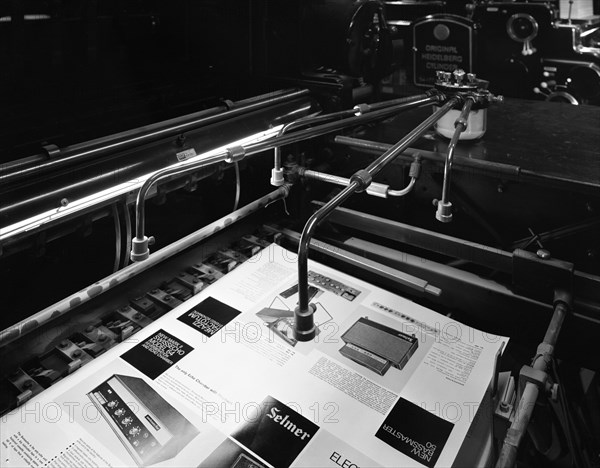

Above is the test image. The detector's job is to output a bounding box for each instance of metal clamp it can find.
[225,145,246,163]
[536,342,554,357]
[512,249,574,302]
[435,200,453,223]
[503,427,522,448]
[518,365,548,401]
[349,169,373,192]
[42,143,61,159]
[130,235,155,263]
[221,99,235,110]
[353,103,371,116]
[408,155,422,179]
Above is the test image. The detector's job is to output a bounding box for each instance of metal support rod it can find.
[301,168,415,198]
[333,135,522,178]
[132,94,442,262]
[294,98,458,341]
[368,94,434,111]
[495,297,569,468]
[130,150,230,262]
[302,169,366,191]
[314,202,600,312]
[541,301,567,348]
[0,186,291,347]
[436,97,473,223]
[296,182,360,341]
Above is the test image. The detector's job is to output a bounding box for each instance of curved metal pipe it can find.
[233,162,241,211]
[387,178,416,197]
[294,97,459,341]
[111,203,122,273]
[131,150,230,261]
[135,152,229,239]
[296,182,360,340]
[436,97,473,223]
[131,93,442,262]
[122,201,132,269]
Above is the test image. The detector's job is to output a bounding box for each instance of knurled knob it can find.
[453,69,465,85]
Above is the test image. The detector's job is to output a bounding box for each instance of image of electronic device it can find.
[340,317,419,375]
[87,374,198,466]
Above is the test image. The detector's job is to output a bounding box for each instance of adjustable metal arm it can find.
[130,148,234,262]
[435,97,473,223]
[294,97,459,341]
[300,164,419,198]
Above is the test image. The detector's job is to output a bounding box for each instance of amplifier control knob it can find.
[107,400,118,409]
[121,417,133,426]
[114,408,125,417]
[129,426,141,436]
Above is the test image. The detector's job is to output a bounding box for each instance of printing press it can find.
[1,1,599,467]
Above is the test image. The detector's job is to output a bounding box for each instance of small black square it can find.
[178,296,241,337]
[232,396,319,468]
[375,398,454,467]
[121,329,193,379]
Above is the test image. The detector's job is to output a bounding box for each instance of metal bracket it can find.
[221,99,235,110]
[512,248,573,302]
[518,365,548,402]
[42,143,61,159]
[353,103,371,115]
[225,145,246,163]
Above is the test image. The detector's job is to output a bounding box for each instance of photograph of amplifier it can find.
[88,374,198,466]
[231,453,267,468]
[339,317,419,376]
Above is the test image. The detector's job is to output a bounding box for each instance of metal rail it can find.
[333,135,522,178]
[0,89,311,184]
